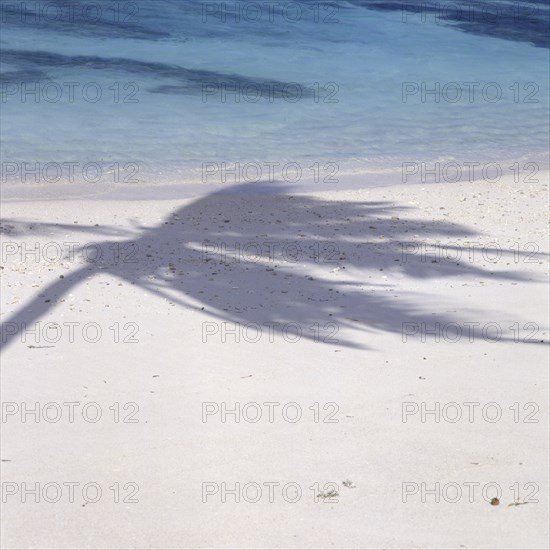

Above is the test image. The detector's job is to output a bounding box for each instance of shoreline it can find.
[2,152,548,202]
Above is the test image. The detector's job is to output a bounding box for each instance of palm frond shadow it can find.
[1,183,546,351]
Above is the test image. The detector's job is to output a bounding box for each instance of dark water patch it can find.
[150,81,314,98]
[1,49,315,98]
[347,0,550,48]
[0,68,50,84]
[1,1,170,41]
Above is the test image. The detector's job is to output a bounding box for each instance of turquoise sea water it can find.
[1,0,549,190]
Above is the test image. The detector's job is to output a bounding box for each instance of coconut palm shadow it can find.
[0,183,546,351]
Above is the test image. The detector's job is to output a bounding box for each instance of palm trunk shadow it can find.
[1,264,96,351]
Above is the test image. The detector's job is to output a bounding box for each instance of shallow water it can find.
[1,0,549,192]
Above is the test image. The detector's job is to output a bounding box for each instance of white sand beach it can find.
[1,173,549,549]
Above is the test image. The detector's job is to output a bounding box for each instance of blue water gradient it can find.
[1,0,549,188]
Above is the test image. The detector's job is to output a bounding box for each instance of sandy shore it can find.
[1,173,549,549]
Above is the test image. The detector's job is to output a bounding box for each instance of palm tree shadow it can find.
[1,183,546,351]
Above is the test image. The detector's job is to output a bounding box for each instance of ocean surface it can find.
[1,0,549,193]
